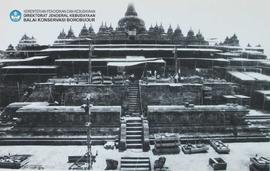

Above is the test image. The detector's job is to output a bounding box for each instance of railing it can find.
[119,119,127,151]
[138,80,144,116]
[142,119,150,152]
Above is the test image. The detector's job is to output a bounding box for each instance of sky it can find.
[0,0,270,57]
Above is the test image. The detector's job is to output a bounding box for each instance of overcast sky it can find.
[1,0,270,57]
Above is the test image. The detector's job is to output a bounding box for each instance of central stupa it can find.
[118,4,146,34]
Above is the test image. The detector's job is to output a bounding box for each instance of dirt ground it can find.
[0,142,269,171]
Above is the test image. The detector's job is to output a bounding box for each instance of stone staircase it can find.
[126,117,143,149]
[119,116,150,151]
[119,81,150,151]
[127,82,141,116]
[120,157,151,171]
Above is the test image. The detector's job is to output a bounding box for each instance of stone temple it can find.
[0,3,269,164]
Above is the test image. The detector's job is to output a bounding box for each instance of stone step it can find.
[128,107,139,110]
[128,90,138,92]
[128,91,138,93]
[128,107,139,109]
[128,106,139,108]
[128,111,140,114]
[126,134,142,139]
[128,87,139,89]
[126,141,142,145]
[125,117,141,121]
[121,169,149,171]
[128,92,138,94]
[127,137,142,143]
[126,119,142,122]
[128,108,139,110]
[127,111,141,117]
[128,98,138,100]
[126,128,142,132]
[128,92,138,97]
[121,160,149,164]
[126,127,142,134]
[128,97,138,100]
[128,101,138,103]
[131,112,141,115]
[126,143,142,148]
[126,123,142,127]
[128,103,138,105]
[129,82,139,85]
[128,110,140,113]
[128,106,139,109]
[128,106,140,110]
[126,120,141,122]
[121,157,150,161]
[128,112,140,115]
[121,157,150,170]
[126,126,142,130]
[121,163,150,168]
[128,89,138,92]
[128,103,138,106]
[128,100,138,102]
[126,130,142,135]
[128,85,138,87]
[128,104,139,106]
[128,96,138,99]
[128,92,138,95]
[128,110,140,112]
[128,85,139,87]
[128,97,138,99]
[129,113,140,116]
[128,99,138,102]
[126,124,142,128]
[126,122,142,126]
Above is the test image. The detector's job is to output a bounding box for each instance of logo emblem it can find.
[10,10,22,22]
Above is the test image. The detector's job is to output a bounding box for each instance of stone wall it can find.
[27,82,203,114]
[17,111,120,127]
[203,82,236,104]
[58,84,128,107]
[0,82,29,107]
[25,82,237,114]
[13,105,121,136]
[140,83,202,112]
[27,83,128,109]
[147,105,249,134]
[27,83,53,102]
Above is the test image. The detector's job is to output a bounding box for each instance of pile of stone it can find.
[153,133,180,155]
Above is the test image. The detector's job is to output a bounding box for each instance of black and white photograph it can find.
[0,0,269,170]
